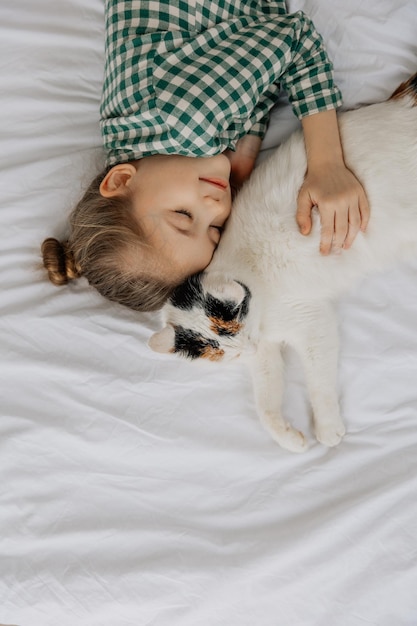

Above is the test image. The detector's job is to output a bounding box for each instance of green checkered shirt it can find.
[101,0,342,166]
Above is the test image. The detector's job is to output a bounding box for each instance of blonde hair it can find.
[41,168,175,311]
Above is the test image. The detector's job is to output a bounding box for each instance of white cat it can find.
[149,74,417,453]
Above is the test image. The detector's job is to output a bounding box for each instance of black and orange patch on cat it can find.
[204,294,240,323]
[172,325,222,360]
[200,345,225,361]
[209,316,242,336]
[168,273,252,358]
[204,281,251,325]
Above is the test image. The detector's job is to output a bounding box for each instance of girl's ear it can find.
[99,163,138,198]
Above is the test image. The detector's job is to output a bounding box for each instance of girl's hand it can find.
[298,109,370,255]
[296,163,370,255]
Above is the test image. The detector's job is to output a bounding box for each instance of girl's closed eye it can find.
[172,209,193,233]
[175,209,193,218]
[175,210,223,233]
[172,209,223,244]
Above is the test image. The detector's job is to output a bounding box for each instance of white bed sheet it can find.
[1,1,417,625]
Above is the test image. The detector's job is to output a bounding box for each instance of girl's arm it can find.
[225,134,262,196]
[297,109,370,255]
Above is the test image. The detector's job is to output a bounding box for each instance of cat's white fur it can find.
[149,77,417,453]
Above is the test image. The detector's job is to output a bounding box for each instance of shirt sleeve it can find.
[276,11,342,119]
[241,10,342,139]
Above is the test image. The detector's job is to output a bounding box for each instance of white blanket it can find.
[1,1,417,624]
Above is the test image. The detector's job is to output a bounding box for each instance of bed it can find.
[1,1,417,624]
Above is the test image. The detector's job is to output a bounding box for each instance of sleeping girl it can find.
[42,0,368,311]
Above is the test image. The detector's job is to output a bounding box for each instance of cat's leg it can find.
[292,304,346,447]
[249,340,308,453]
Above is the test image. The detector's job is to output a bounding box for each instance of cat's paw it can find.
[260,411,308,453]
[315,419,346,448]
[273,424,309,454]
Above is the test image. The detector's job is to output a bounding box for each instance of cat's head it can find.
[148,272,253,362]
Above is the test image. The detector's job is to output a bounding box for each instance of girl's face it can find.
[127,154,232,279]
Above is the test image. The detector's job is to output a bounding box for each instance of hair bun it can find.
[41,237,81,286]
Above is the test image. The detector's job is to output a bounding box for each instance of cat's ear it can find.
[202,274,247,307]
[148,325,175,353]
[201,273,251,324]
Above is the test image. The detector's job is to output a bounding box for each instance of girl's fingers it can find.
[343,212,361,249]
[359,190,370,232]
[319,207,336,255]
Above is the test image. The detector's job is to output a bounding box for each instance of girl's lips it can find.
[200,177,229,190]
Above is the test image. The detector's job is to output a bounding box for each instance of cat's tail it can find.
[389,71,417,105]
